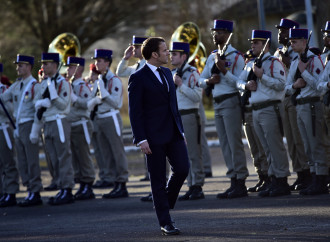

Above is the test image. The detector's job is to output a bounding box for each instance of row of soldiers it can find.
[1,17,330,208]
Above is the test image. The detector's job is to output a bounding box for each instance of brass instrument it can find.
[48,33,81,68]
[170,22,206,73]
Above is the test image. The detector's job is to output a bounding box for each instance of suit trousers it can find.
[147,134,189,227]
[243,111,268,175]
[322,104,330,167]
[282,96,309,172]
[96,114,128,183]
[296,102,328,175]
[71,121,95,184]
[15,121,42,192]
[181,113,204,187]
[253,104,290,178]
[214,96,248,180]
[0,125,19,194]
[44,118,75,189]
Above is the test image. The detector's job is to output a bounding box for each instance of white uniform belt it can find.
[71,118,88,126]
[96,110,119,119]
[18,118,34,124]
[97,110,121,136]
[44,114,66,122]
[71,117,91,144]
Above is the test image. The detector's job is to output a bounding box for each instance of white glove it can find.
[35,98,51,109]
[29,121,42,144]
[87,96,102,111]
[98,80,110,99]
[47,79,59,100]
[71,90,78,103]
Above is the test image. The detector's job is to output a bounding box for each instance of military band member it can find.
[116,35,148,77]
[0,63,20,207]
[36,52,75,205]
[66,57,96,200]
[90,49,129,198]
[238,30,291,197]
[274,19,310,191]
[170,42,205,200]
[199,19,248,199]
[0,55,43,206]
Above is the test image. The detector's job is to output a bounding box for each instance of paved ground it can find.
[1,146,330,241]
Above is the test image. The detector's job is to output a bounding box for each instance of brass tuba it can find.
[48,32,81,65]
[170,22,206,73]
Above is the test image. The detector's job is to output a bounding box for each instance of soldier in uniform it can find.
[237,30,291,197]
[66,57,96,200]
[274,19,311,191]
[35,52,75,205]
[170,42,204,200]
[285,28,328,196]
[199,19,249,199]
[0,63,20,207]
[89,49,129,198]
[0,55,43,206]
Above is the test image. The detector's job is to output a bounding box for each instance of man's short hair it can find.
[141,37,165,60]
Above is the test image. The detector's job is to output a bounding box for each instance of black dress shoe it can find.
[50,189,74,205]
[161,224,180,235]
[102,182,128,199]
[140,175,150,181]
[92,180,114,188]
[18,192,42,207]
[140,193,153,202]
[44,184,58,191]
[0,194,17,207]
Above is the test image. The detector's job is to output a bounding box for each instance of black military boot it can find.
[294,169,312,191]
[269,177,291,197]
[248,173,266,192]
[217,177,236,199]
[74,183,85,199]
[51,189,74,205]
[300,175,329,195]
[227,179,248,198]
[258,176,276,197]
[189,186,205,200]
[0,194,17,207]
[290,171,303,191]
[178,186,194,201]
[18,192,43,207]
[300,173,316,195]
[75,183,95,200]
[102,182,129,199]
[0,193,7,203]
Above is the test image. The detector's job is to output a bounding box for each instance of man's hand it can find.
[252,64,264,79]
[206,74,221,85]
[140,141,152,155]
[279,52,291,68]
[215,53,227,75]
[173,74,183,87]
[246,80,257,91]
[298,59,309,73]
[123,45,134,60]
[293,78,307,89]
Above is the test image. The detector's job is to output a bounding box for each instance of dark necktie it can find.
[157,67,168,92]
[20,82,23,90]
[135,61,140,71]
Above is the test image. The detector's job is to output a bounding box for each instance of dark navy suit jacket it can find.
[128,64,184,145]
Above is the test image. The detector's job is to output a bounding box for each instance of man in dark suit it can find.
[128,37,190,235]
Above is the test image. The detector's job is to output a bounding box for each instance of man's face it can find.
[278,28,289,45]
[155,42,169,65]
[66,65,76,79]
[16,63,31,78]
[95,58,108,73]
[212,30,229,45]
[251,40,264,56]
[133,45,142,58]
[290,39,306,53]
[170,52,185,66]
[323,32,330,48]
[41,62,57,76]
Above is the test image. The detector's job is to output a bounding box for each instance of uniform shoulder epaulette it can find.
[211,49,217,54]
[187,66,197,72]
[277,46,283,50]
[171,68,177,72]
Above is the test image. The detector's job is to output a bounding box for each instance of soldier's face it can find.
[66,65,76,79]
[278,28,289,45]
[212,30,228,45]
[16,63,31,78]
[42,62,57,76]
[290,39,306,53]
[95,58,108,73]
[170,52,184,66]
[251,40,263,56]
[133,45,142,58]
[323,32,330,48]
